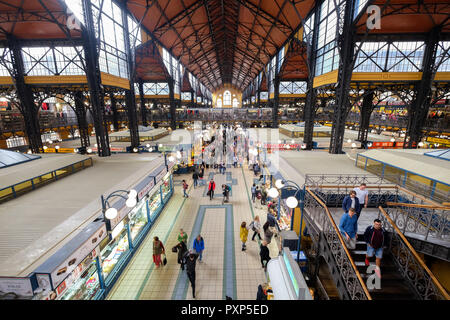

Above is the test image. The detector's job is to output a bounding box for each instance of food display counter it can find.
[266,247,312,300]
[99,220,131,285]
[57,250,102,300]
[128,200,149,245]
[148,187,162,221]
[161,172,172,202]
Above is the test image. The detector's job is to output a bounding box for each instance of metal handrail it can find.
[378,206,450,300]
[305,187,372,300]
[386,202,450,210]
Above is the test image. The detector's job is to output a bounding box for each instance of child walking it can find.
[240,221,249,251]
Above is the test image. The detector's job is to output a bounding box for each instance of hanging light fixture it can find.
[105,207,118,220]
[286,196,298,209]
[268,187,279,198]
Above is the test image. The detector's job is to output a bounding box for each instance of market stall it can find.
[266,247,312,300]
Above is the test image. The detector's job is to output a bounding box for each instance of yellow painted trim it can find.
[174,94,180,100]
[351,72,422,82]
[24,75,87,85]
[144,95,169,99]
[0,76,13,85]
[100,72,130,89]
[269,93,274,99]
[279,93,306,98]
[435,72,450,81]
[313,70,339,88]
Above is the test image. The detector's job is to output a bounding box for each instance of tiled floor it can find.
[107,164,279,300]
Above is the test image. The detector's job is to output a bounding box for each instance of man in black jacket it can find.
[183,252,199,298]
[364,219,385,279]
[259,241,271,271]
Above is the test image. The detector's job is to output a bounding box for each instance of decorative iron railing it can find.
[378,207,450,300]
[304,187,371,300]
[384,203,450,242]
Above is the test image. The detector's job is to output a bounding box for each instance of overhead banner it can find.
[0,277,34,298]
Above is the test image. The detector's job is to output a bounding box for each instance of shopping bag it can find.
[171,246,178,253]
[162,254,167,266]
[207,190,211,196]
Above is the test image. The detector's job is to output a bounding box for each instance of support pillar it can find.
[168,79,177,130]
[357,91,374,146]
[329,0,356,154]
[405,26,441,148]
[272,75,280,128]
[110,93,119,131]
[138,80,147,127]
[82,0,110,156]
[8,36,43,153]
[303,89,317,150]
[74,91,90,148]
[125,89,140,149]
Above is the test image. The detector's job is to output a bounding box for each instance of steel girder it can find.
[109,93,120,132]
[74,90,90,149]
[7,36,43,153]
[82,0,110,157]
[405,26,441,148]
[329,0,357,154]
[356,91,374,146]
[138,80,148,127]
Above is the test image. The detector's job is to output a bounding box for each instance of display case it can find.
[100,221,130,283]
[148,188,162,220]
[278,199,292,231]
[128,200,149,245]
[58,259,101,300]
[161,173,172,202]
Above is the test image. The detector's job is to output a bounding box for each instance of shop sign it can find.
[0,277,33,298]
[426,137,450,145]
[58,148,75,153]
[55,247,99,299]
[137,177,155,201]
[109,202,133,230]
[91,147,125,153]
[167,159,175,171]
[155,168,167,182]
[50,224,106,288]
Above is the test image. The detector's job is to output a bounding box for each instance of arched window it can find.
[232,98,239,108]
[216,98,222,108]
[223,90,231,105]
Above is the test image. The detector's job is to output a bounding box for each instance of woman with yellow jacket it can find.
[240,221,249,251]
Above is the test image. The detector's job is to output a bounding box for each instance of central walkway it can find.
[107,165,279,300]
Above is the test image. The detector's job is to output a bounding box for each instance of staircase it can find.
[351,234,416,300]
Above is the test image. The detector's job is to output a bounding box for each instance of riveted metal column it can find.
[168,78,177,130]
[122,3,140,149]
[82,0,110,157]
[405,26,441,148]
[357,91,374,145]
[304,6,320,150]
[109,93,119,131]
[272,53,280,128]
[138,80,147,127]
[8,36,43,153]
[74,90,90,148]
[329,0,356,154]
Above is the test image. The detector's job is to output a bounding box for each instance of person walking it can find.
[338,208,358,249]
[251,183,257,203]
[249,215,262,241]
[240,221,249,251]
[259,241,271,270]
[208,179,215,200]
[267,208,280,232]
[172,241,188,270]
[200,162,205,177]
[256,283,272,300]
[192,171,199,188]
[184,251,199,298]
[193,234,205,262]
[364,219,385,278]
[222,184,230,204]
[354,183,369,219]
[178,228,188,244]
[152,236,165,268]
[233,154,238,168]
[261,187,267,206]
[342,190,360,218]
[263,221,274,244]
[182,180,189,198]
